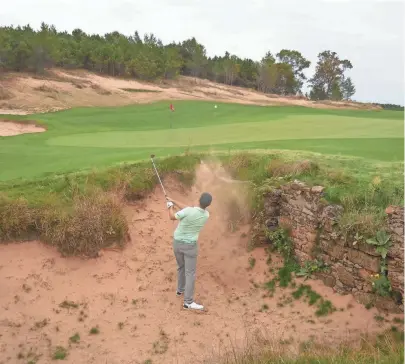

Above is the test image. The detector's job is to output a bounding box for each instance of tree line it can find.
[0,22,357,101]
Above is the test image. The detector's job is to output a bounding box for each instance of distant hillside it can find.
[0,69,381,115]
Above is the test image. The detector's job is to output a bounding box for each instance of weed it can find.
[143,360,152,364]
[374,315,385,322]
[366,231,392,259]
[393,317,404,324]
[365,302,374,310]
[264,279,276,296]
[372,275,392,297]
[261,304,269,311]
[52,346,67,360]
[22,283,32,293]
[132,299,138,305]
[69,333,80,343]
[152,329,169,354]
[315,300,335,317]
[248,257,256,269]
[296,259,330,280]
[89,326,100,335]
[292,284,335,316]
[31,319,48,331]
[118,322,124,330]
[59,300,78,309]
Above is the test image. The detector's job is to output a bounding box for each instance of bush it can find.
[39,190,128,256]
[0,194,35,241]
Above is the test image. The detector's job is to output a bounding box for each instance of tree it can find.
[309,51,353,100]
[0,24,321,98]
[341,77,355,100]
[180,38,207,78]
[276,49,310,94]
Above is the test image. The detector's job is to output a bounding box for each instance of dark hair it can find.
[199,192,212,209]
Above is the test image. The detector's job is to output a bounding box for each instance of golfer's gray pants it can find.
[173,240,198,304]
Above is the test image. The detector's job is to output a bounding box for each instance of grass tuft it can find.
[52,346,68,360]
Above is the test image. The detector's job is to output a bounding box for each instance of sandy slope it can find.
[0,164,397,364]
[0,120,45,137]
[0,69,380,115]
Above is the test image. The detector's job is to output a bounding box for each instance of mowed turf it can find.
[0,101,403,181]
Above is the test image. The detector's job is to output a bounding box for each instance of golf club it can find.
[150,154,167,198]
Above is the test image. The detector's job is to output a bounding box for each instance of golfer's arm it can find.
[168,206,177,220]
[170,198,188,210]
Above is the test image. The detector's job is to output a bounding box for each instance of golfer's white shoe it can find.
[183,302,204,310]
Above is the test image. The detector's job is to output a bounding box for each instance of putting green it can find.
[47,115,401,148]
[1,102,403,181]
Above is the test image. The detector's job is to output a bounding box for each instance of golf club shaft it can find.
[151,157,167,197]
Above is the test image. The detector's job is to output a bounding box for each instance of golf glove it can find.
[166,201,174,209]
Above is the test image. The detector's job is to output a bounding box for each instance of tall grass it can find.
[0,155,200,255]
[209,331,404,364]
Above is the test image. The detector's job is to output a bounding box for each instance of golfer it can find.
[166,192,212,310]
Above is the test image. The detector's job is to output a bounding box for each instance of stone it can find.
[358,268,372,280]
[320,240,345,259]
[336,266,355,287]
[302,207,314,216]
[346,249,380,273]
[354,292,374,305]
[311,186,325,194]
[385,205,394,215]
[355,241,381,257]
[388,271,404,295]
[374,296,403,313]
[314,272,336,288]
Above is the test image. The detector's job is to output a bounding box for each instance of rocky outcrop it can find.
[261,181,404,312]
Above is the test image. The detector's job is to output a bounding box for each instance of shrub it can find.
[0,194,34,241]
[39,189,128,256]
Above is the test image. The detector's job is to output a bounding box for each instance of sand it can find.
[0,164,398,364]
[0,120,45,137]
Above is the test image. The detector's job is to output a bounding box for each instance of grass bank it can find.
[0,155,199,255]
[0,151,402,255]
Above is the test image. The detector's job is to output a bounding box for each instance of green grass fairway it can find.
[0,101,403,181]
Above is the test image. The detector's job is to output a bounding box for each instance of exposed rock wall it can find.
[262,181,404,312]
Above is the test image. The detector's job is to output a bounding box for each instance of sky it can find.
[1,0,404,104]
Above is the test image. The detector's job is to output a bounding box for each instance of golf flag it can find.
[170,103,175,112]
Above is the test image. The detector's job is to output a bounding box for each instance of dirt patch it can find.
[0,119,46,137]
[0,164,399,363]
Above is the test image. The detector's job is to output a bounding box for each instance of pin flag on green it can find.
[169,103,175,128]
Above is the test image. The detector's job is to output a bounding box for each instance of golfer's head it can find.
[199,192,212,209]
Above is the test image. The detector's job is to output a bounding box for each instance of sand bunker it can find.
[0,120,45,137]
[0,163,399,363]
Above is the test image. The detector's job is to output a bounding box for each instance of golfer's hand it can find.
[166,201,174,209]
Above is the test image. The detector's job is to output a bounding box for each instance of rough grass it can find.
[0,151,402,254]
[0,155,199,255]
[211,331,404,364]
[120,88,161,93]
[220,152,403,235]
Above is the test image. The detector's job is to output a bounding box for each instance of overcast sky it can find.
[1,0,403,104]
